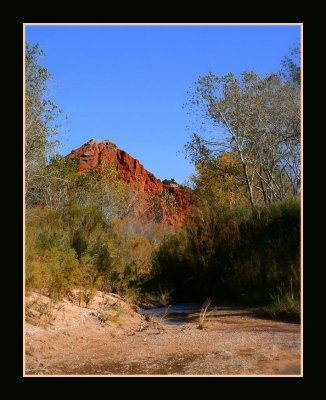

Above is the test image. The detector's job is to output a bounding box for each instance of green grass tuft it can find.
[257,283,300,323]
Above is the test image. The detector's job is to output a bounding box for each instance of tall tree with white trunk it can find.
[185,47,301,208]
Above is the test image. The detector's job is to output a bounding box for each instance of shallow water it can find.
[139,303,201,325]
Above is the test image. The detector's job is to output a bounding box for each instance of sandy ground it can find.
[25,291,301,376]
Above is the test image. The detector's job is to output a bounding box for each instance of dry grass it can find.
[198,298,213,330]
[26,295,64,327]
[156,288,174,307]
[140,307,171,333]
[258,284,300,323]
[90,293,125,326]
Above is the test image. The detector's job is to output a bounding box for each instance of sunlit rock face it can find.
[67,139,192,225]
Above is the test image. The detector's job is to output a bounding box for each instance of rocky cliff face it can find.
[162,184,193,226]
[66,139,192,225]
[67,139,163,193]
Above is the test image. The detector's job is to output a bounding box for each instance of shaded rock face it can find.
[67,139,192,225]
[163,185,193,226]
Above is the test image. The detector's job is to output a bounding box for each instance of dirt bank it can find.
[25,291,301,376]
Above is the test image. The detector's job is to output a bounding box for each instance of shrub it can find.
[152,199,300,303]
[26,209,79,300]
[257,283,300,323]
[31,231,79,300]
[198,298,212,329]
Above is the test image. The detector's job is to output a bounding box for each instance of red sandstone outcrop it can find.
[163,185,193,226]
[67,139,163,193]
[67,139,192,225]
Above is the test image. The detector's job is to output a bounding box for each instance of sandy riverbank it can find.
[25,291,301,376]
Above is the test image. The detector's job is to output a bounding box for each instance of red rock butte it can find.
[67,139,163,193]
[66,139,192,225]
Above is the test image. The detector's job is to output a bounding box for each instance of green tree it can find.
[28,155,78,211]
[185,48,301,208]
[281,44,301,86]
[25,43,62,206]
[162,178,177,185]
[71,160,144,223]
[192,151,251,209]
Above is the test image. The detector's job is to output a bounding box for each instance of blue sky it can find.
[25,24,300,183]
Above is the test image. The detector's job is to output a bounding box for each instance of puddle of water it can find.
[139,303,201,325]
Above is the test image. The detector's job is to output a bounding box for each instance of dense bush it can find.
[257,283,300,323]
[26,209,80,300]
[26,200,173,302]
[152,199,300,303]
